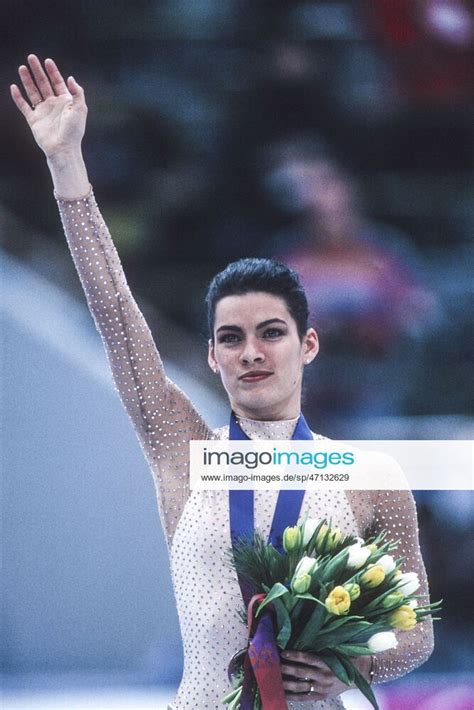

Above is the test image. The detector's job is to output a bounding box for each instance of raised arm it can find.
[11,56,212,545]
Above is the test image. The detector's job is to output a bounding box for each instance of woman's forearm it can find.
[47,148,90,198]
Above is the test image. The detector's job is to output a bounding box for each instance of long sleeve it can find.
[55,187,212,546]
[369,489,434,683]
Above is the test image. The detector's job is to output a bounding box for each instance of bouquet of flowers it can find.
[222,518,441,710]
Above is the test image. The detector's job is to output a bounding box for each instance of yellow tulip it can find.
[328,528,342,550]
[360,564,385,589]
[315,525,342,553]
[283,526,301,553]
[315,524,329,552]
[325,586,351,615]
[388,605,417,631]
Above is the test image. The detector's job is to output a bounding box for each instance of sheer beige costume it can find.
[56,188,434,709]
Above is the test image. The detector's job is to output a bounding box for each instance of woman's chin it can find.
[233,394,285,420]
[232,396,264,414]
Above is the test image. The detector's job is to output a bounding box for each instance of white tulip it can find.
[407,599,418,609]
[294,556,318,577]
[346,543,371,569]
[396,572,420,596]
[367,631,398,653]
[302,518,320,546]
[378,554,396,574]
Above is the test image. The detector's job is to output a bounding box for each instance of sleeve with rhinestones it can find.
[55,187,212,545]
[370,489,434,683]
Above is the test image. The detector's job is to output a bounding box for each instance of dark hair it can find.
[205,258,309,341]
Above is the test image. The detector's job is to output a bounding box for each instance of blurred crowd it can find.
[2,0,472,433]
[1,0,473,678]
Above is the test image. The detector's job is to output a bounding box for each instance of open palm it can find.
[10,54,87,158]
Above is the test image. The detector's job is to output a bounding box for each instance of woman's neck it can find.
[235,412,300,423]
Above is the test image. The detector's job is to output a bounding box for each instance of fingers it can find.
[281,650,330,670]
[16,54,67,108]
[282,679,327,701]
[281,665,332,687]
[13,54,80,117]
[280,651,333,701]
[10,83,33,119]
[27,54,55,99]
[44,57,69,95]
[17,63,43,107]
[280,663,312,680]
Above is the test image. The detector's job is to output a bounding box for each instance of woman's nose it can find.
[240,338,265,364]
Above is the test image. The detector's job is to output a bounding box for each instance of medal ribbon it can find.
[229,412,313,709]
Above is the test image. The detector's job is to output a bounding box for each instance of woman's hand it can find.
[280,650,372,702]
[10,54,87,159]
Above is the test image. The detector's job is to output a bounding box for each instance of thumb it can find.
[67,76,84,100]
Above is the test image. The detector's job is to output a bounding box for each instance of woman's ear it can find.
[303,328,319,365]
[208,339,219,373]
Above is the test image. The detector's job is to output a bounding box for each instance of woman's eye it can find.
[263,328,284,338]
[218,333,240,344]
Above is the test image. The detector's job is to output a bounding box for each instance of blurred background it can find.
[1,1,473,708]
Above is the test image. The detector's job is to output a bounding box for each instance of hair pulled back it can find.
[205,258,309,342]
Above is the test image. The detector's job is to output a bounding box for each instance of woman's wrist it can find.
[47,147,90,198]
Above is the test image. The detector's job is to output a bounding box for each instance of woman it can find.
[10,56,434,709]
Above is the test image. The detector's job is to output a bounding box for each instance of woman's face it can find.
[208,292,318,420]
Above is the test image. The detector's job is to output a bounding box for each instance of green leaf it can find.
[272,597,292,649]
[288,598,306,628]
[350,621,392,644]
[252,688,262,710]
[227,686,242,710]
[316,650,351,686]
[294,612,360,649]
[221,685,241,704]
[359,587,404,614]
[334,652,356,684]
[319,549,350,584]
[294,593,327,605]
[336,643,374,656]
[416,610,440,620]
[306,519,329,556]
[255,583,289,617]
[282,593,298,614]
[291,599,329,649]
[351,663,379,710]
[307,621,373,652]
[322,614,365,628]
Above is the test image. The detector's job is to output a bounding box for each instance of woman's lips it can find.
[239,371,273,383]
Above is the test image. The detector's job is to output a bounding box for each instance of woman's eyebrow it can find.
[216,318,287,334]
[216,324,243,334]
[256,318,287,329]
